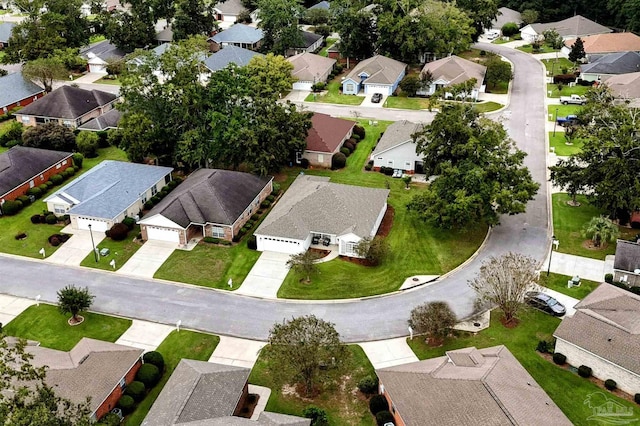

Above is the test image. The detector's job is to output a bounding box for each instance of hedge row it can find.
[117,352,165,416]
[143,177,182,211]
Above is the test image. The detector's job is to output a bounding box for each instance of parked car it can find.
[560,94,586,105]
[556,114,579,127]
[371,93,383,103]
[524,291,566,316]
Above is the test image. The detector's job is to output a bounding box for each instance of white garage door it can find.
[365,84,392,96]
[293,81,313,91]
[257,236,305,254]
[88,63,107,74]
[76,217,109,232]
[146,226,181,243]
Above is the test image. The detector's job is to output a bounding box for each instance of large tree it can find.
[263,315,347,396]
[22,123,76,151]
[257,0,304,55]
[407,104,539,228]
[245,53,295,100]
[484,54,513,90]
[100,0,156,53]
[172,0,216,41]
[568,37,586,63]
[408,301,457,346]
[332,7,377,61]
[452,0,499,41]
[22,57,67,93]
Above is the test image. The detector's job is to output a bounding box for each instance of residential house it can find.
[302,113,355,167]
[377,345,572,426]
[255,175,389,257]
[15,86,118,129]
[562,32,640,58]
[208,24,263,51]
[489,7,522,32]
[308,1,329,11]
[25,338,143,422]
[202,45,262,73]
[138,168,272,244]
[214,0,248,28]
[0,22,14,48]
[611,239,640,286]
[342,55,406,96]
[77,108,122,131]
[142,359,310,425]
[580,51,640,82]
[287,52,336,91]
[604,71,640,107]
[285,30,323,57]
[156,26,174,43]
[554,283,640,395]
[417,55,487,100]
[80,40,126,74]
[0,72,45,116]
[0,146,73,207]
[127,42,171,67]
[370,120,423,174]
[44,160,173,232]
[520,15,611,43]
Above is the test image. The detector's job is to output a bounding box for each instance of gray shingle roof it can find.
[17,86,118,120]
[80,40,126,61]
[377,345,572,426]
[491,7,521,29]
[605,71,640,99]
[255,175,389,240]
[613,239,640,272]
[143,168,271,228]
[0,22,14,43]
[344,55,406,85]
[309,1,330,10]
[209,24,264,45]
[0,146,72,198]
[214,0,246,15]
[581,51,640,75]
[157,26,174,42]
[287,52,335,81]
[421,56,487,90]
[297,31,322,49]
[44,160,173,220]
[554,283,640,375]
[203,45,262,72]
[0,72,44,110]
[371,120,422,156]
[77,108,122,131]
[529,15,611,38]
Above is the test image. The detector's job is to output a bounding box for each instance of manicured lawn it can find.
[83,146,129,169]
[552,193,636,260]
[93,76,121,85]
[538,272,600,299]
[249,345,375,426]
[384,95,433,110]
[80,226,143,271]
[546,83,590,98]
[485,81,509,94]
[319,37,337,57]
[517,44,561,54]
[304,82,364,106]
[89,34,106,43]
[492,34,520,44]
[548,104,582,121]
[549,132,583,156]
[125,330,219,426]
[473,101,503,113]
[541,57,576,75]
[3,304,131,351]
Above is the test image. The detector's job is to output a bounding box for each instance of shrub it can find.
[136,363,161,388]
[340,146,351,156]
[266,195,275,202]
[247,235,257,250]
[365,163,373,171]
[357,375,379,394]
[37,184,48,192]
[45,214,57,224]
[31,214,42,224]
[353,125,365,139]
[300,157,310,169]
[144,200,154,210]
[553,352,566,365]
[117,395,135,414]
[605,273,613,284]
[261,200,271,208]
[49,235,61,246]
[124,381,146,402]
[159,190,168,198]
[272,182,281,195]
[60,233,70,242]
[553,74,578,84]
[45,181,54,188]
[383,167,394,176]
[204,237,221,244]
[369,394,389,415]
[50,174,64,185]
[578,365,592,378]
[480,49,487,56]
[375,410,394,426]
[303,406,328,426]
[122,216,136,230]
[16,195,31,206]
[151,196,161,204]
[605,379,617,391]
[635,393,640,404]
[76,131,99,158]
[344,141,355,152]
[251,214,260,221]
[351,134,361,141]
[98,412,122,426]
[1,200,22,216]
[62,168,74,178]
[72,153,83,169]
[26,187,42,199]
[143,351,164,371]
[536,340,551,353]
[161,185,171,193]
[311,82,326,92]
[332,152,346,169]
[173,176,183,185]
[501,22,519,36]
[167,180,178,190]
[14,233,27,240]
[109,223,130,241]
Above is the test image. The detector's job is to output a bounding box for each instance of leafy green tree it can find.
[484,54,512,90]
[246,53,295,99]
[286,251,322,283]
[21,57,67,93]
[569,37,586,63]
[550,158,587,206]
[408,104,538,228]
[408,301,457,345]
[22,123,76,151]
[304,7,330,25]
[399,75,422,97]
[264,315,347,396]
[76,131,99,158]
[53,48,87,73]
[354,236,390,266]
[543,28,563,49]
[501,22,519,37]
[172,0,216,40]
[257,0,304,55]
[608,0,640,32]
[150,0,175,21]
[100,0,156,53]
[582,216,620,247]
[332,7,377,61]
[453,0,499,42]
[57,285,95,323]
[520,9,538,25]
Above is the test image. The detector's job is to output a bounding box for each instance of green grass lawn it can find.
[517,44,561,54]
[384,96,433,110]
[319,37,337,57]
[80,226,143,271]
[492,34,520,44]
[93,76,121,85]
[305,82,364,106]
[473,101,504,113]
[407,309,637,424]
[552,193,636,260]
[249,345,375,426]
[541,57,576,75]
[485,81,509,94]
[549,132,583,156]
[538,272,600,299]
[3,304,131,351]
[83,146,129,169]
[546,83,590,98]
[89,34,106,43]
[548,104,583,121]
[125,330,219,426]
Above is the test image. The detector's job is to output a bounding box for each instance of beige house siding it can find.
[613,269,640,287]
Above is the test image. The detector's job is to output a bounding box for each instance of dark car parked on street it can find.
[524,291,566,316]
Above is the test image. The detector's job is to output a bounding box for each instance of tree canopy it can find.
[172,0,216,41]
[568,37,586,63]
[408,301,457,345]
[257,0,304,55]
[98,0,157,53]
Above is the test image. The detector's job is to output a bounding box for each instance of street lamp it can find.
[553,107,559,137]
[547,235,559,276]
[88,223,98,263]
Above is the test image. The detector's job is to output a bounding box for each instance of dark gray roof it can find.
[44,160,173,220]
[0,72,44,109]
[203,46,262,72]
[309,1,330,10]
[80,40,126,61]
[77,108,122,131]
[0,146,72,198]
[209,24,263,45]
[17,86,118,120]
[298,31,322,49]
[581,51,640,75]
[613,239,640,272]
[0,22,14,43]
[372,120,422,156]
[143,168,271,228]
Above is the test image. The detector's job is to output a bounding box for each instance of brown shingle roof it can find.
[305,113,355,153]
[345,55,407,85]
[565,32,640,54]
[421,56,487,90]
[17,86,117,120]
[287,52,336,82]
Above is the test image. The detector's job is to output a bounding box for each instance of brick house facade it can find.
[94,358,142,420]
[1,91,44,116]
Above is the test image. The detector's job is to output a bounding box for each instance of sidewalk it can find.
[359,337,418,369]
[208,336,266,368]
[548,251,611,282]
[0,294,33,326]
[115,320,174,352]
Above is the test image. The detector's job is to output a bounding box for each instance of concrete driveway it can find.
[235,251,291,299]
[360,338,419,369]
[360,92,386,108]
[116,240,177,278]
[46,230,105,266]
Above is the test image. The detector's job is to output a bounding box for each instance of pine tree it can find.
[569,37,586,63]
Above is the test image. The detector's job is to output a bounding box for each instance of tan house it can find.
[302,113,355,167]
[417,55,487,100]
[377,345,572,426]
[287,52,336,91]
[15,86,118,129]
[604,71,640,107]
[563,32,640,57]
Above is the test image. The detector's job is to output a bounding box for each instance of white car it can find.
[486,31,500,41]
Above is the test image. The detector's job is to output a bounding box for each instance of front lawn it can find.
[473,101,504,113]
[517,44,561,54]
[485,81,509,94]
[541,57,576,75]
[538,272,600,299]
[319,37,337,57]
[249,345,375,426]
[3,304,131,351]
[548,104,583,120]
[546,83,590,98]
[125,330,219,426]
[304,82,364,106]
[552,193,636,260]
[407,309,637,424]
[80,226,143,271]
[384,95,433,110]
[93,76,121,85]
[549,132,583,156]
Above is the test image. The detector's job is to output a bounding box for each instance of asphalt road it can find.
[0,44,550,342]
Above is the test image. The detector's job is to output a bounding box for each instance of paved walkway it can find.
[235,251,290,299]
[116,240,177,278]
[359,337,419,369]
[0,294,33,326]
[115,320,174,352]
[46,227,106,266]
[208,336,266,368]
[72,72,106,84]
[548,251,610,282]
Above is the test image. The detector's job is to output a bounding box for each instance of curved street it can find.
[0,44,550,343]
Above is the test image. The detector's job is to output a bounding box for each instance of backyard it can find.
[304,81,364,106]
[319,37,337,57]
[407,309,638,424]
[541,57,576,75]
[549,132,583,156]
[80,225,143,271]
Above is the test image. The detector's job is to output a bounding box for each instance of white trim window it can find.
[211,226,224,238]
[53,204,66,214]
[151,186,158,196]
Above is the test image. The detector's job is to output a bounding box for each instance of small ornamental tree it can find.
[408,301,457,346]
[76,131,99,158]
[354,236,390,266]
[501,22,519,37]
[399,75,422,97]
[57,285,95,323]
[286,251,322,283]
[582,216,619,248]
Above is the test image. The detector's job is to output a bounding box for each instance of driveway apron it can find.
[235,251,291,299]
[116,240,177,278]
[45,230,106,266]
